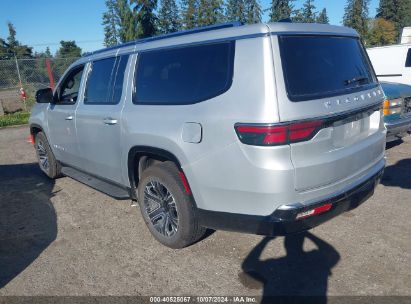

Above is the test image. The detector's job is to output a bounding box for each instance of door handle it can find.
[65,115,73,121]
[103,117,118,125]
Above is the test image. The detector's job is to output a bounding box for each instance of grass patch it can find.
[0,112,30,128]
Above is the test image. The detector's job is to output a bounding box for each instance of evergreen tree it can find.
[56,41,82,58]
[269,0,294,22]
[292,9,305,22]
[343,0,370,39]
[102,0,120,47]
[377,0,411,40]
[198,0,225,26]
[181,0,199,29]
[158,0,180,34]
[4,23,32,58]
[130,0,158,38]
[301,0,316,23]
[244,0,262,24]
[226,0,246,23]
[7,22,18,49]
[45,47,52,58]
[0,38,10,59]
[317,8,329,24]
[116,0,139,42]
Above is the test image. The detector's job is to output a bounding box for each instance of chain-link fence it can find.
[0,57,79,110]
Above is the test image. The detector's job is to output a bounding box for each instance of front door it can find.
[47,65,85,167]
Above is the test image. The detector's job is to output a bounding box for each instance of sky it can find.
[0,0,380,55]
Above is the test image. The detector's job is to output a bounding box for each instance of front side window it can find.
[84,55,129,104]
[134,42,235,105]
[279,35,378,102]
[58,66,84,104]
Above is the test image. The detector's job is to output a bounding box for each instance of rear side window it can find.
[134,42,235,105]
[279,36,378,102]
[84,55,129,104]
[406,48,411,67]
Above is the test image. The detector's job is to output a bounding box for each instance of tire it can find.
[34,132,61,179]
[138,161,206,249]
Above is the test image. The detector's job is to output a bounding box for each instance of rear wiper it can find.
[344,76,368,86]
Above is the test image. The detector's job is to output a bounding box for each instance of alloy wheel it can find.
[36,139,49,172]
[144,180,179,237]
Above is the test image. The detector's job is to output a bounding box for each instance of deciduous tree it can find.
[56,41,82,58]
[368,17,397,46]
[377,0,411,40]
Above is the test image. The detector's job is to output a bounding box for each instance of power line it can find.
[28,39,103,47]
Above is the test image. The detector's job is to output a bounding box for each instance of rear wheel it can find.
[138,161,206,248]
[34,132,61,179]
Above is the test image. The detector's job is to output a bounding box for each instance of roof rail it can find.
[278,18,292,23]
[84,22,242,57]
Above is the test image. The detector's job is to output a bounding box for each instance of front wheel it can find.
[138,162,206,249]
[34,132,61,179]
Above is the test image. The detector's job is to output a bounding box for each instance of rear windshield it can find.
[279,35,378,102]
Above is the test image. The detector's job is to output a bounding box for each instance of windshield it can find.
[279,35,378,102]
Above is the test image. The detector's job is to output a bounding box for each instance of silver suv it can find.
[30,22,386,248]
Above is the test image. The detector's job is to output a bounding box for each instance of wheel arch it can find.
[29,123,44,136]
[127,146,184,200]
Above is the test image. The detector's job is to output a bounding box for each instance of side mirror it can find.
[35,88,53,103]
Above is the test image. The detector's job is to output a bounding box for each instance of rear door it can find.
[271,34,385,191]
[75,55,130,184]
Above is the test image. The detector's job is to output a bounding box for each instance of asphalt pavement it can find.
[0,126,410,300]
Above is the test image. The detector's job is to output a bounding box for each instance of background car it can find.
[380,81,411,142]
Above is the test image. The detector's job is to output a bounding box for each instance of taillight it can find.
[235,120,323,146]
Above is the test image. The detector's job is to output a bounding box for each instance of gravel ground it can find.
[0,126,410,300]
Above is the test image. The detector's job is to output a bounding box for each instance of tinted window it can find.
[134,42,234,105]
[406,48,411,67]
[84,55,129,104]
[58,66,84,104]
[279,36,378,102]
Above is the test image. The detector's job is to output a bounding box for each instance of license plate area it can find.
[333,115,367,147]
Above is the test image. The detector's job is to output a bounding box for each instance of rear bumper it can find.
[385,115,411,142]
[197,166,384,236]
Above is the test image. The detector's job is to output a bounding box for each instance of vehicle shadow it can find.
[385,139,403,150]
[239,232,340,303]
[381,158,411,189]
[0,163,57,288]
